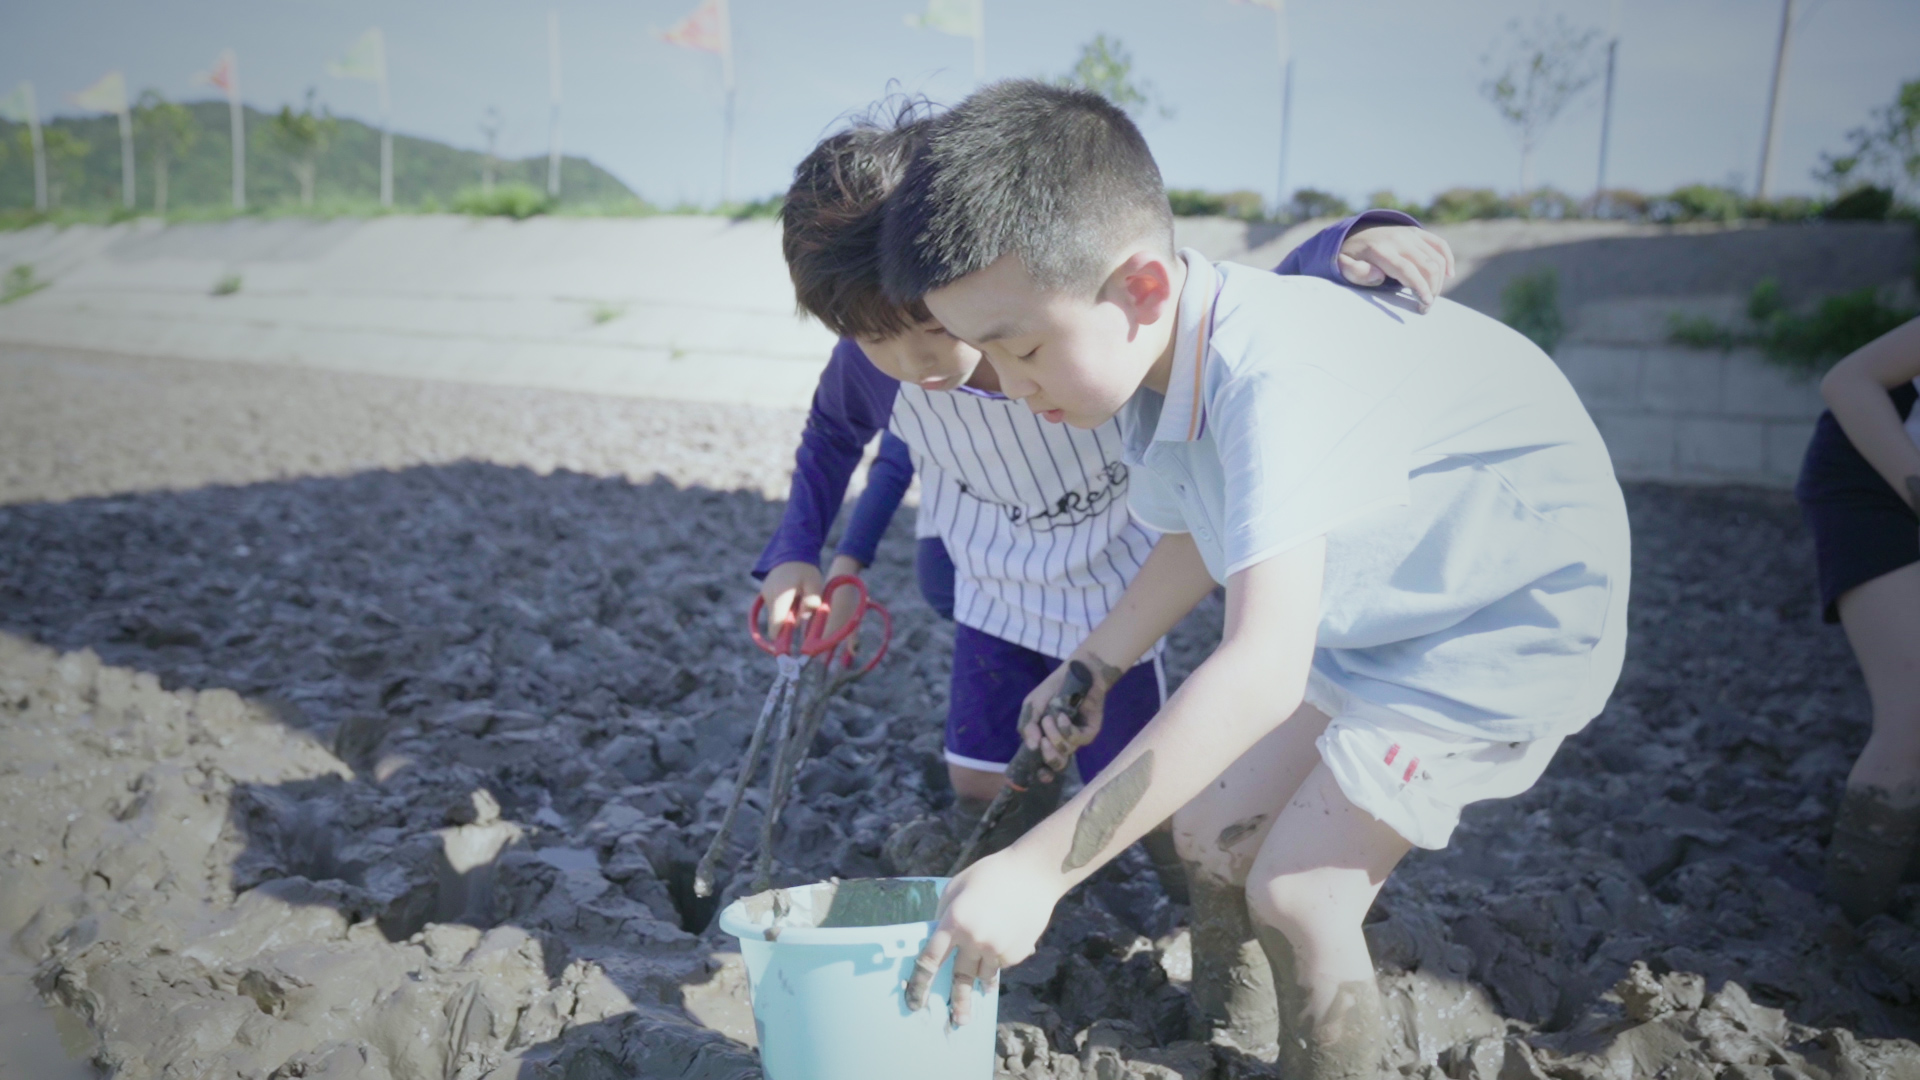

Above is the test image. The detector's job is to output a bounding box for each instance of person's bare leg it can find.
[1831,562,1920,922]
[1170,702,1331,1058]
[1247,764,1412,1080]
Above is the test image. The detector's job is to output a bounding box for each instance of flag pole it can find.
[974,1,986,82]
[720,0,735,205]
[1755,0,1794,200]
[548,10,563,198]
[23,83,47,212]
[379,32,393,207]
[1274,2,1291,216]
[118,104,135,209]
[229,54,246,209]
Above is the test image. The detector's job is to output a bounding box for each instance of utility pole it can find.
[547,9,563,198]
[1756,0,1794,200]
[1593,1,1620,217]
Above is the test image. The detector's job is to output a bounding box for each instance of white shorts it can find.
[1305,672,1563,850]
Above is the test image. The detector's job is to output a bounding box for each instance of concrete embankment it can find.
[0,214,1912,485]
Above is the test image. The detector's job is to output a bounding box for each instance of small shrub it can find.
[1364,189,1427,217]
[1668,313,1737,351]
[1654,184,1746,223]
[453,183,553,220]
[1509,187,1580,220]
[211,273,242,296]
[1284,187,1352,221]
[1824,185,1895,221]
[1500,267,1564,355]
[726,195,785,221]
[1747,277,1786,323]
[1591,188,1650,220]
[1167,188,1266,220]
[1428,187,1515,223]
[1760,287,1915,373]
[1,264,49,304]
[1746,195,1823,222]
[1668,275,1915,375]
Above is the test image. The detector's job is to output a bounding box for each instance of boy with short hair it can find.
[884,81,1628,1079]
[755,102,1456,878]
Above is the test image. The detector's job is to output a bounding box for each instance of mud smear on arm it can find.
[1216,814,1268,850]
[1061,751,1152,874]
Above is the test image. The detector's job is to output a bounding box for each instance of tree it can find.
[1480,15,1604,193]
[1058,34,1170,120]
[1818,77,1920,201]
[133,91,197,214]
[267,90,339,207]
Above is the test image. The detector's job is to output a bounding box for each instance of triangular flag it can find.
[327,28,387,82]
[657,0,726,54]
[195,50,237,97]
[905,0,981,38]
[71,71,127,115]
[0,82,34,124]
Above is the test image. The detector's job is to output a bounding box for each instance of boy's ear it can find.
[1110,252,1176,325]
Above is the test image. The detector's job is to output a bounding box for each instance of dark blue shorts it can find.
[944,621,1165,783]
[1794,383,1918,623]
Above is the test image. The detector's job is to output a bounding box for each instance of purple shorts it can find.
[945,622,1166,783]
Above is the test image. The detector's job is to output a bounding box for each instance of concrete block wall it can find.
[1555,335,1824,488]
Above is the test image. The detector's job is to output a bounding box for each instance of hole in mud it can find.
[662,860,723,934]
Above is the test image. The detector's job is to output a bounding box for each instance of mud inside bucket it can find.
[718,878,997,1080]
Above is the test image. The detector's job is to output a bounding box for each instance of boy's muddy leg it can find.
[1827,783,1920,923]
[1141,822,1190,904]
[1171,702,1332,1058]
[1187,869,1278,1057]
[1833,564,1920,921]
[1247,765,1411,1080]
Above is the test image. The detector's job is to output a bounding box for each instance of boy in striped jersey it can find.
[754,102,1455,878]
[885,82,1628,1078]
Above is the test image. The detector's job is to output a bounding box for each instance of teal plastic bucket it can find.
[717,877,997,1080]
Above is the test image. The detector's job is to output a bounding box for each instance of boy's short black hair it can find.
[880,79,1173,301]
[782,98,935,340]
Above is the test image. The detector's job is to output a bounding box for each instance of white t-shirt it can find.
[1120,251,1631,741]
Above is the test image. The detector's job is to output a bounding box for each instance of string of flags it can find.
[0,0,1295,212]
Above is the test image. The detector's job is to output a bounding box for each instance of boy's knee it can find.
[1246,872,1351,944]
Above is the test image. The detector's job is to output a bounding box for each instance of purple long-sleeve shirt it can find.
[753,209,1421,578]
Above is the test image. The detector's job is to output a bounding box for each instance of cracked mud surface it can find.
[2,347,1919,1078]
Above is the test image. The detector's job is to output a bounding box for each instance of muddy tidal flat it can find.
[1,346,1918,1079]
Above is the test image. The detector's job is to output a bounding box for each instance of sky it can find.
[2,0,1914,209]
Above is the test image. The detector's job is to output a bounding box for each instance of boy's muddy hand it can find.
[906,852,1057,1026]
[1019,659,1112,771]
[758,561,823,639]
[1338,224,1455,312]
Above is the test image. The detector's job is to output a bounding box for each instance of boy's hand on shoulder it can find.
[1337,224,1455,312]
[759,561,824,640]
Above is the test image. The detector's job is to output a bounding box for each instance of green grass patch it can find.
[1,264,50,304]
[1500,267,1565,355]
[1666,276,1917,375]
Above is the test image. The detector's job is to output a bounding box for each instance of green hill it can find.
[0,101,640,212]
